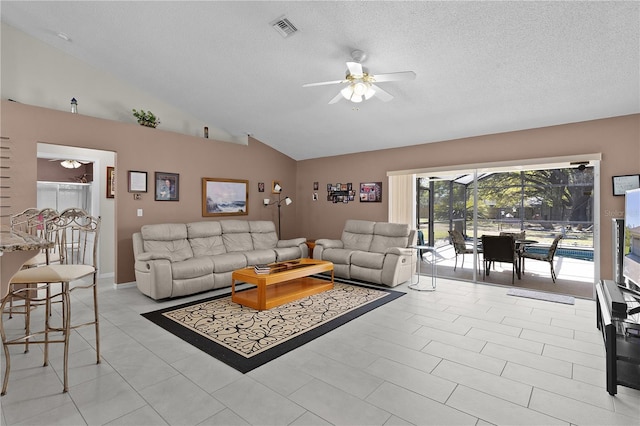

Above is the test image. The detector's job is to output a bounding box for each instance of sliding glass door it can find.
[391,157,598,296]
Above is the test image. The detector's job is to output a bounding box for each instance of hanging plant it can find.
[132,109,160,128]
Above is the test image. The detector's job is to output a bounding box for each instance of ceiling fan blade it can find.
[371,84,394,102]
[371,71,416,83]
[328,91,344,104]
[302,79,347,87]
[346,61,363,77]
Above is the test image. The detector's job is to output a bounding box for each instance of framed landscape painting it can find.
[202,178,249,217]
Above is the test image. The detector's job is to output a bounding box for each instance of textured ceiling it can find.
[2,1,639,160]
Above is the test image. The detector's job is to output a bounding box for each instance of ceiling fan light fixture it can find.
[353,81,368,96]
[340,85,353,100]
[364,86,376,100]
[60,160,81,169]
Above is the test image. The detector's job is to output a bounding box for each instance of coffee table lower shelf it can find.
[232,276,333,310]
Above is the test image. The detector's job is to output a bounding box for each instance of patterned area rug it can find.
[142,281,404,373]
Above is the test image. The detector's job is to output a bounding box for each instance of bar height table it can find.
[409,245,437,292]
[0,227,52,299]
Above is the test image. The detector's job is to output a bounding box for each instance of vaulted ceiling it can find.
[2,1,638,160]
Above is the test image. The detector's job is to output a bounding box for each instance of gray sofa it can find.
[313,220,417,287]
[132,220,308,299]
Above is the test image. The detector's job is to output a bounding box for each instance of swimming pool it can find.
[524,246,594,261]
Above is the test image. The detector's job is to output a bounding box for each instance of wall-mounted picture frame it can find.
[313,181,319,191]
[360,182,382,202]
[613,174,640,196]
[106,166,115,198]
[128,171,147,193]
[272,180,281,194]
[202,177,249,217]
[258,182,265,192]
[327,182,354,203]
[155,172,180,201]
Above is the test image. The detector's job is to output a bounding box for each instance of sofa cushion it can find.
[220,220,253,252]
[250,221,278,249]
[244,249,276,265]
[141,223,193,262]
[370,222,410,254]
[342,220,375,251]
[322,248,354,265]
[351,251,385,269]
[171,257,214,280]
[187,221,226,256]
[211,252,247,273]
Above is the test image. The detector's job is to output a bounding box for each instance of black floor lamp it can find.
[263,183,292,237]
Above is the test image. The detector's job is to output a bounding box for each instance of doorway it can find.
[37,143,116,279]
[390,155,599,298]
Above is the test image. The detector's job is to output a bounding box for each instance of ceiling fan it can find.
[47,159,91,169]
[302,50,416,104]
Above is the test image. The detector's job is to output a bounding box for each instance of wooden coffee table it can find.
[231,258,334,310]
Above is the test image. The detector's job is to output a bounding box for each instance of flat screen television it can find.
[623,188,640,291]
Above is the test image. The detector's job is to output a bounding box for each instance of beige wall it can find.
[1,100,297,284]
[2,100,638,285]
[296,114,640,280]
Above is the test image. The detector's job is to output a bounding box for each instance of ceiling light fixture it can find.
[341,80,376,103]
[60,160,82,169]
[57,32,71,42]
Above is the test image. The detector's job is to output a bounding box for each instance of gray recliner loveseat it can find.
[313,220,417,287]
[132,220,307,299]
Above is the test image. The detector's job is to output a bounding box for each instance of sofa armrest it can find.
[315,239,344,249]
[137,251,173,261]
[385,247,414,256]
[134,257,173,299]
[277,238,306,248]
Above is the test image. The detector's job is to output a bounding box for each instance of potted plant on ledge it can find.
[132,109,160,128]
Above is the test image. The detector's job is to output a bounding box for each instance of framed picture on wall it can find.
[106,166,115,198]
[613,174,640,196]
[128,171,147,193]
[359,182,382,202]
[155,172,180,201]
[202,177,248,217]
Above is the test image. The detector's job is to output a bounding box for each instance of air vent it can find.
[271,17,298,38]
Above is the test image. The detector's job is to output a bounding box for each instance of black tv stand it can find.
[595,280,640,395]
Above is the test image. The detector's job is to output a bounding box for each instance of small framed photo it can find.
[106,166,115,198]
[128,171,147,193]
[155,172,179,201]
[613,174,640,196]
[313,181,319,191]
[258,182,265,192]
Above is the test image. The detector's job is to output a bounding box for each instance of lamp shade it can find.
[273,183,282,193]
[263,198,270,206]
[284,197,293,206]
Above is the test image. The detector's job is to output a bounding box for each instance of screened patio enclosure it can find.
[418,167,595,251]
[390,156,599,298]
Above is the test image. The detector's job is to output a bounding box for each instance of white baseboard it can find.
[113,281,137,290]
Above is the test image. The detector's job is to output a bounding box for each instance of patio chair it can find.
[481,234,518,284]
[449,229,474,271]
[520,234,564,283]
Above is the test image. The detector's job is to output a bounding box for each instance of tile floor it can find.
[1,272,639,426]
